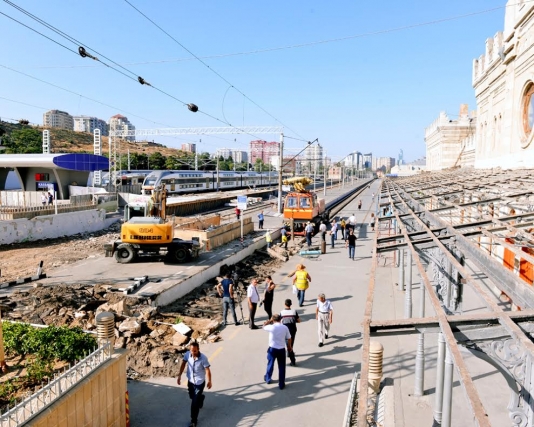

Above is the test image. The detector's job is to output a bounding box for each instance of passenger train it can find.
[141,170,278,195]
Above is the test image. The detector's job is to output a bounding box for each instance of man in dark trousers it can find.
[280,299,300,366]
[345,228,357,260]
[262,314,293,389]
[177,342,212,427]
[258,211,264,229]
[247,279,261,329]
[216,273,240,326]
[235,207,241,220]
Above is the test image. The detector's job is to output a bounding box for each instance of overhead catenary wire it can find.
[122,0,308,142]
[22,1,525,70]
[2,9,268,145]
[0,3,285,146]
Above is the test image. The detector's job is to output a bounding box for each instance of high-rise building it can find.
[43,110,73,130]
[372,157,396,172]
[303,143,323,173]
[250,140,280,164]
[108,114,136,142]
[363,153,372,169]
[181,143,196,153]
[73,116,108,136]
[344,152,363,169]
[233,150,248,163]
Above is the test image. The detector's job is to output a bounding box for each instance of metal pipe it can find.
[414,333,425,397]
[404,250,413,318]
[398,249,405,291]
[441,346,454,427]
[433,333,446,425]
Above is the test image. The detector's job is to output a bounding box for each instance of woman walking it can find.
[262,276,276,319]
[293,264,311,307]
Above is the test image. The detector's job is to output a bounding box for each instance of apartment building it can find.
[43,110,74,130]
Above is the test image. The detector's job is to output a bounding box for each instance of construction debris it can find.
[1,250,283,379]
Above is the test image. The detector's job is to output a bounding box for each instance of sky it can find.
[0,0,509,163]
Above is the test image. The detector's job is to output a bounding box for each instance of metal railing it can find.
[0,343,112,427]
[0,193,117,220]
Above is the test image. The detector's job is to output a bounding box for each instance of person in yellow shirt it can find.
[292,264,312,307]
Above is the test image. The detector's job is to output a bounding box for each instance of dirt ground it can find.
[0,224,121,284]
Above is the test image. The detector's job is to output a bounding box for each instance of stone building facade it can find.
[472,1,534,169]
[425,105,476,171]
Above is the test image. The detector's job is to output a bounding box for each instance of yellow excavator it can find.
[109,186,200,264]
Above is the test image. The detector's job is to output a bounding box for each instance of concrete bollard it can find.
[96,311,116,351]
[368,341,384,395]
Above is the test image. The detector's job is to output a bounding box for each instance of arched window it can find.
[522,83,534,138]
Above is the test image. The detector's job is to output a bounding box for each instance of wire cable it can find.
[122,0,308,141]
[28,2,520,70]
[0,4,277,144]
[0,96,49,110]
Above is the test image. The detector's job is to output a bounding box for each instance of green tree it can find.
[149,152,166,170]
[254,158,266,172]
[5,128,42,153]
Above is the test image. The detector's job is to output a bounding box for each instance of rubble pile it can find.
[2,250,284,379]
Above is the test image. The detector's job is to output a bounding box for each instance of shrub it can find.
[3,322,97,363]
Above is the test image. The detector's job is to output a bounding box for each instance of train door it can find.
[520,247,534,285]
[503,238,515,271]
[170,179,175,192]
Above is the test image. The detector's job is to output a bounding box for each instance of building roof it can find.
[0,153,109,171]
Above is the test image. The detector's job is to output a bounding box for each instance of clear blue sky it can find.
[0,0,506,162]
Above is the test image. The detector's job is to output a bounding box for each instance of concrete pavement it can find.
[128,180,379,427]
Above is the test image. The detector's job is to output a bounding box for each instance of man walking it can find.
[305,222,314,247]
[280,299,300,366]
[330,221,338,248]
[316,293,333,347]
[177,342,212,427]
[216,273,239,326]
[258,211,264,229]
[345,228,357,260]
[348,213,356,233]
[247,279,261,329]
[235,207,241,221]
[263,314,293,389]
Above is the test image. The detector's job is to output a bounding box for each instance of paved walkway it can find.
[128,180,379,427]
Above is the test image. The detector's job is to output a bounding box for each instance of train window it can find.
[300,197,311,208]
[287,197,298,208]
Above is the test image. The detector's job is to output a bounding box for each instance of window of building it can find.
[522,83,534,145]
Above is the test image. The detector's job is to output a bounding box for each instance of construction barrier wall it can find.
[28,349,128,427]
[174,217,254,250]
[174,215,221,230]
[0,210,119,245]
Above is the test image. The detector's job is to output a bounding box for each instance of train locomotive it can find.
[141,170,278,195]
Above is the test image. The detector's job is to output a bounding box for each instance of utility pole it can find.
[216,157,220,191]
[323,149,327,196]
[127,149,131,171]
[277,133,284,213]
[195,151,198,171]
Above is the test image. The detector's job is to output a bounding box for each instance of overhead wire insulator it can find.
[187,103,199,113]
[78,46,98,61]
[138,76,151,86]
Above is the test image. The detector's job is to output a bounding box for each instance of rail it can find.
[0,343,112,427]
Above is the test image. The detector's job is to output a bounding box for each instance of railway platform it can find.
[127,180,381,427]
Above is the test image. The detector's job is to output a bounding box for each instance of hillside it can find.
[0,120,189,157]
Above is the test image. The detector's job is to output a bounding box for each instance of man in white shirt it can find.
[347,214,356,230]
[319,221,327,241]
[177,342,212,427]
[263,314,293,389]
[247,279,261,329]
[316,293,333,347]
[305,222,314,247]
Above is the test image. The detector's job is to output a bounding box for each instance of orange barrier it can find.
[125,391,130,427]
